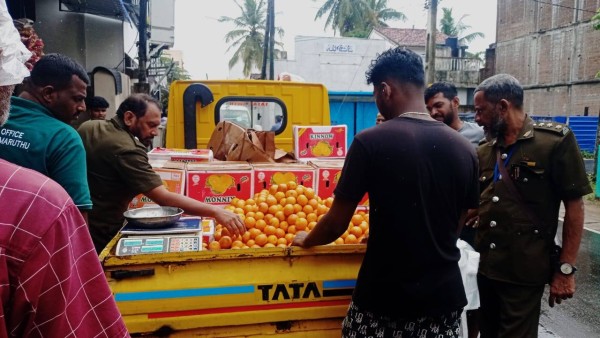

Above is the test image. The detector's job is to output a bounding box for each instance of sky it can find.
[173,0,498,79]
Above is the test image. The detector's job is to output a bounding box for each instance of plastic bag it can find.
[0,1,31,86]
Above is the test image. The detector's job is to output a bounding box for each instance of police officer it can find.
[473,74,591,337]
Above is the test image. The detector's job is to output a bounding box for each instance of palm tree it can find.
[314,0,406,38]
[439,7,484,45]
[219,0,284,77]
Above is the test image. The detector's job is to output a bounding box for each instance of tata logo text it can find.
[257,282,321,301]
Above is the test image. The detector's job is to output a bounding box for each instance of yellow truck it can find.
[101,79,364,336]
[164,79,331,152]
[100,236,364,336]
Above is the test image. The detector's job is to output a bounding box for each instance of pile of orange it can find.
[206,181,369,250]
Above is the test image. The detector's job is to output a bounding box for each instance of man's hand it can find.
[548,273,575,307]
[291,231,309,248]
[213,208,245,237]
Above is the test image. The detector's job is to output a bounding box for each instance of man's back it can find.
[0,97,91,210]
[335,116,479,317]
[0,159,128,337]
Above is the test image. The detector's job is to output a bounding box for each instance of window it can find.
[215,98,286,134]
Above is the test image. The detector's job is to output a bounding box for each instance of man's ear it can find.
[123,110,136,126]
[40,85,55,104]
[452,96,460,108]
[498,99,510,114]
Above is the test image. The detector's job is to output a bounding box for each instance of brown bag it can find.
[207,121,276,162]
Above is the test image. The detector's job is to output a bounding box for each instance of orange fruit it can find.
[234,207,244,215]
[246,211,256,219]
[324,197,334,208]
[316,204,328,215]
[246,239,256,247]
[279,221,289,232]
[258,202,269,213]
[264,214,274,223]
[306,212,318,223]
[295,185,306,196]
[296,211,307,219]
[308,198,319,209]
[283,204,295,216]
[349,226,363,238]
[245,216,257,229]
[249,228,261,239]
[287,214,298,225]
[255,211,265,220]
[275,210,286,221]
[334,238,344,245]
[302,204,314,214]
[274,191,286,201]
[293,204,303,213]
[267,234,278,245]
[351,214,363,226]
[245,198,256,206]
[208,241,221,250]
[267,195,279,206]
[214,229,222,241]
[308,221,317,230]
[225,238,240,249]
[255,233,268,246]
[297,194,308,206]
[344,234,358,244]
[295,218,308,231]
[285,196,297,205]
[264,225,277,236]
[359,221,369,233]
[284,233,295,244]
[269,184,279,195]
[277,183,289,192]
[269,217,280,228]
[287,225,297,234]
[277,237,288,246]
[275,228,286,238]
[287,181,298,190]
[235,199,246,208]
[264,243,276,248]
[255,219,267,231]
[304,188,316,199]
[230,197,240,206]
[268,204,280,215]
[242,231,251,243]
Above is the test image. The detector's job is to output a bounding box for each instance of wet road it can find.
[538,228,600,337]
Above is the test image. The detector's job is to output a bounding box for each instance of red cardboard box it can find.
[148,147,214,163]
[129,162,186,209]
[186,162,253,205]
[309,159,344,199]
[293,125,347,160]
[252,163,316,192]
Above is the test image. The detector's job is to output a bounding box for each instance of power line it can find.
[531,0,599,14]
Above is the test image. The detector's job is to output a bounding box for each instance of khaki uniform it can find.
[476,116,591,286]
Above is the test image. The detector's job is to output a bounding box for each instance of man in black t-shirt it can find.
[292,47,479,337]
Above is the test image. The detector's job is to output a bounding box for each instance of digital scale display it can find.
[116,236,201,256]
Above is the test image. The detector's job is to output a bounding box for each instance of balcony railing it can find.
[435,57,482,71]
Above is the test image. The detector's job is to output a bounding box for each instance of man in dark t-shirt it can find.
[292,47,479,337]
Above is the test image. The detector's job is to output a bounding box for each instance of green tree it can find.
[219,0,284,77]
[439,7,484,45]
[314,0,406,38]
[158,56,191,110]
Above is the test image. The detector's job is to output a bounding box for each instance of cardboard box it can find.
[201,218,215,244]
[186,162,254,205]
[148,147,214,163]
[293,125,347,160]
[308,160,344,199]
[308,159,369,208]
[129,162,186,209]
[252,163,316,192]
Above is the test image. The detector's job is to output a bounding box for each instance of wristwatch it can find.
[558,262,577,275]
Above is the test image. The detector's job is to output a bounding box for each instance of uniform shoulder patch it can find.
[533,122,570,136]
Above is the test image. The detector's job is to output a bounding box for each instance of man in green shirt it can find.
[78,93,245,253]
[0,53,92,220]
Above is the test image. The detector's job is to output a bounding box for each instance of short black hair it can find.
[28,53,90,90]
[424,82,457,103]
[86,96,109,109]
[116,93,162,119]
[365,47,425,88]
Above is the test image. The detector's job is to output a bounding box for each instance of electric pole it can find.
[425,0,438,85]
[134,0,150,93]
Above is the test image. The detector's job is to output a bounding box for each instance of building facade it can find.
[493,0,600,116]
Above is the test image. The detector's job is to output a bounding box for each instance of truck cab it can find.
[164,79,331,152]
